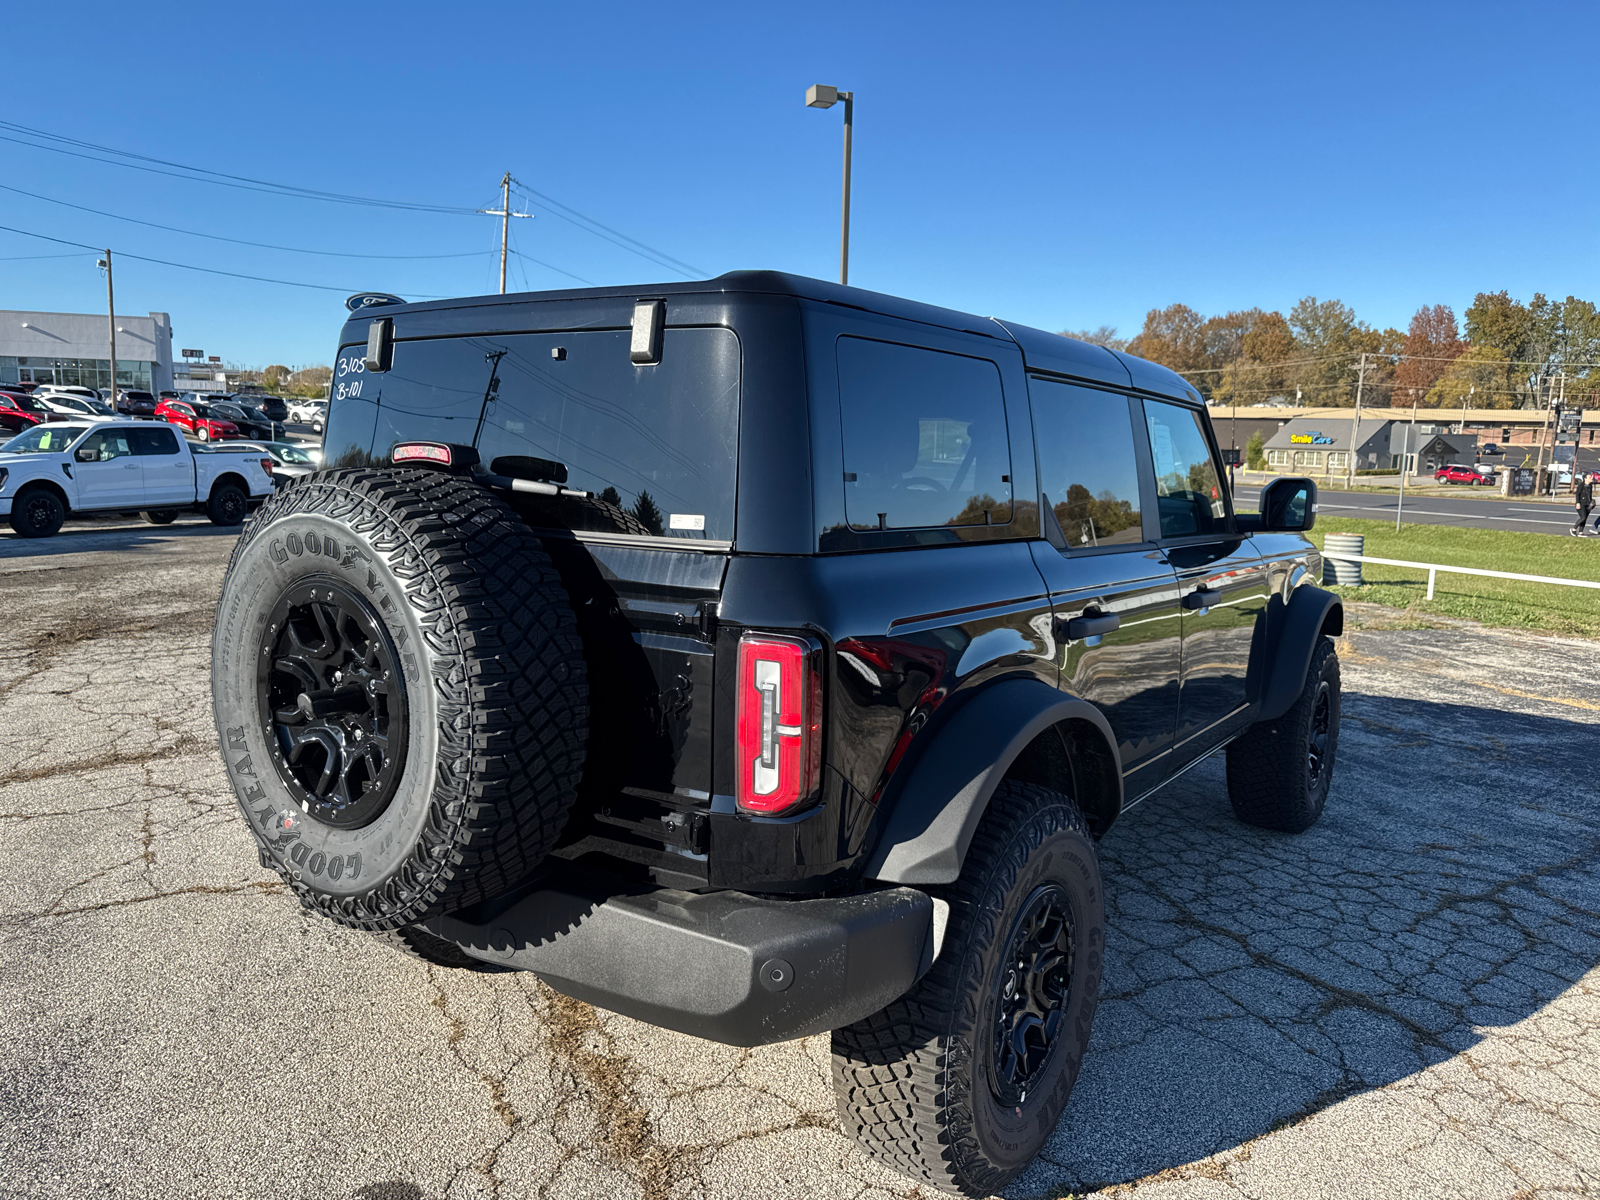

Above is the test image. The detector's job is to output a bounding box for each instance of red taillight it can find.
[260,457,274,475]
[735,634,821,814]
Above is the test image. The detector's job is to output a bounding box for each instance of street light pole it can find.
[806,84,854,285]
[98,251,118,407]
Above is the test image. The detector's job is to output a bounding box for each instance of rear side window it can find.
[326,328,739,542]
[1031,379,1144,549]
[1143,400,1228,538]
[130,426,181,455]
[836,337,1012,531]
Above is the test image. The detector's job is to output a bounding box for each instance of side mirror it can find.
[76,447,98,463]
[1255,476,1317,532]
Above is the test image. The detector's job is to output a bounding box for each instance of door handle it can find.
[1183,588,1224,611]
[1060,611,1121,640]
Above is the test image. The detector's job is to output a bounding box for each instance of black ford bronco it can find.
[211,271,1341,1196]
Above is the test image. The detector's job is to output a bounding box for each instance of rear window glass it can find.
[1031,379,1144,549]
[325,328,739,542]
[835,337,1012,531]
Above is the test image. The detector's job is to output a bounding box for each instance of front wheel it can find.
[832,780,1104,1196]
[9,486,66,538]
[1226,636,1341,832]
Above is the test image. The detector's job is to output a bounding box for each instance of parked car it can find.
[234,392,290,422]
[1,419,273,536]
[208,271,1343,1196]
[34,392,117,419]
[1479,443,1503,456]
[1435,463,1494,485]
[115,390,158,417]
[286,399,327,431]
[232,439,319,485]
[0,391,48,434]
[207,400,282,442]
[154,398,241,442]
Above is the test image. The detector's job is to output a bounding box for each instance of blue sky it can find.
[2,1,1595,367]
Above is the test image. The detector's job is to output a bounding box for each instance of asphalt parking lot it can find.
[1,528,1596,1200]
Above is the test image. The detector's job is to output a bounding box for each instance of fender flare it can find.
[863,677,1122,886]
[12,477,71,514]
[1259,584,1343,722]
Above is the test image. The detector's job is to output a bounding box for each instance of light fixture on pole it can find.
[806,84,854,286]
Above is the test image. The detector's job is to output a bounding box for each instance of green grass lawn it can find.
[1306,517,1600,637]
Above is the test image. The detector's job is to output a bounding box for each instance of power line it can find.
[511,180,704,278]
[0,221,442,296]
[2,122,708,280]
[0,182,491,260]
[509,248,596,287]
[0,122,477,214]
[0,251,82,261]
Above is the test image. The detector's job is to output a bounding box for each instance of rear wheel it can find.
[832,780,1104,1196]
[1226,637,1341,832]
[210,468,588,930]
[9,487,66,538]
[207,482,247,526]
[197,426,211,442]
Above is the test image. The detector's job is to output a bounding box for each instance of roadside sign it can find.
[1553,444,1576,465]
[181,348,204,359]
[1557,409,1582,433]
[1507,468,1538,496]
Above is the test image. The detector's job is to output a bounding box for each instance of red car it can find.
[154,398,241,442]
[0,391,49,435]
[1435,463,1494,485]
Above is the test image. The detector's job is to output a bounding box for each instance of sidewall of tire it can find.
[950,814,1104,1188]
[212,510,441,922]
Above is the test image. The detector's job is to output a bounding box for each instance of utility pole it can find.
[98,250,118,406]
[478,173,532,295]
[1346,351,1367,490]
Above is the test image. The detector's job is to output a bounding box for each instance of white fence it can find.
[1319,552,1600,601]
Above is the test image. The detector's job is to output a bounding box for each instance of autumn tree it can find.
[1058,326,1128,351]
[1425,347,1515,409]
[1126,304,1208,375]
[1393,305,1464,400]
[1214,311,1297,406]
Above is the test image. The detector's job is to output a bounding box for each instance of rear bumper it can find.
[423,864,934,1046]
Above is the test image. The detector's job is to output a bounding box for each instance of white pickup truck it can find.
[0,420,276,538]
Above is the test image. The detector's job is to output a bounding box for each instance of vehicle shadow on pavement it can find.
[0,520,237,560]
[1017,692,1599,1196]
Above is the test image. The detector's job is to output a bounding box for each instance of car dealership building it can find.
[0,308,174,394]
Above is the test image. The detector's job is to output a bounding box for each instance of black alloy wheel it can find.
[1306,677,1332,792]
[209,484,247,525]
[990,884,1075,1109]
[11,488,66,538]
[257,579,410,830]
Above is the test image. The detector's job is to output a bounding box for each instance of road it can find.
[1,530,1595,1200]
[1234,483,1591,536]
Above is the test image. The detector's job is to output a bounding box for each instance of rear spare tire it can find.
[210,468,588,930]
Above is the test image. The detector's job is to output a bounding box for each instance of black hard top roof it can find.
[347,270,1199,403]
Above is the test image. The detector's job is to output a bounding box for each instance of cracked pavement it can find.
[1,524,1596,1200]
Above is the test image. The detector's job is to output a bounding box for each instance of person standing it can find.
[1575,472,1595,536]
